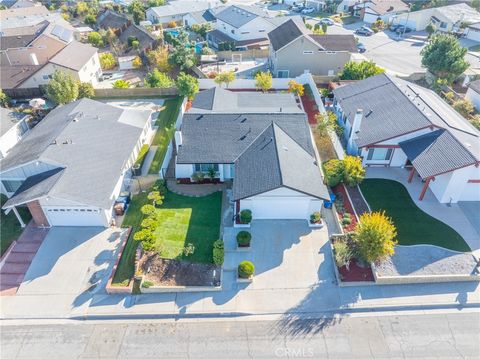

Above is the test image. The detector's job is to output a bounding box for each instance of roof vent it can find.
[283,146,288,151]
[196,115,204,121]
[365,109,373,117]
[241,117,247,123]
[51,139,57,145]
[465,142,472,147]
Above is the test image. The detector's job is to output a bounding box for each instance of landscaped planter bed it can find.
[139,254,221,289]
[332,184,358,232]
[177,178,223,184]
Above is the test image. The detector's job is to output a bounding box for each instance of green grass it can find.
[359,179,471,252]
[0,195,32,256]
[112,186,222,285]
[153,191,222,263]
[149,97,183,174]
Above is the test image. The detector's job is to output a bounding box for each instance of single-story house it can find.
[183,7,220,27]
[1,98,153,227]
[268,18,357,78]
[354,0,409,24]
[392,3,480,32]
[0,107,30,159]
[337,0,363,14]
[174,87,329,221]
[118,23,158,55]
[332,73,480,204]
[97,9,131,33]
[466,79,480,112]
[146,1,219,26]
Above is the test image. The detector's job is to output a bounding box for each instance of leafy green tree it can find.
[343,155,365,186]
[45,71,79,104]
[128,0,145,24]
[176,72,199,100]
[78,82,94,99]
[113,79,130,88]
[147,46,172,72]
[88,32,104,47]
[354,212,397,263]
[76,1,89,15]
[339,60,385,80]
[99,52,116,69]
[168,30,196,70]
[0,89,9,107]
[255,72,272,93]
[191,23,212,38]
[473,0,480,10]
[147,0,165,7]
[214,71,235,88]
[145,69,173,88]
[85,13,97,25]
[288,80,304,96]
[421,35,469,83]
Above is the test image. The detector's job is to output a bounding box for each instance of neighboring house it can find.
[207,5,290,50]
[465,79,480,111]
[146,1,218,26]
[465,22,480,42]
[19,41,102,87]
[392,3,480,32]
[10,0,41,8]
[183,7,220,27]
[174,87,329,221]
[0,107,30,159]
[268,18,357,78]
[0,98,153,227]
[118,23,158,55]
[354,0,409,24]
[97,9,131,33]
[337,0,363,14]
[333,73,480,204]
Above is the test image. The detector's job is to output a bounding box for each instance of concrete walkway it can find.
[0,222,49,296]
[167,180,230,197]
[140,145,157,176]
[366,167,480,255]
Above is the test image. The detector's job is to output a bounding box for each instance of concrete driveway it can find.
[16,227,128,296]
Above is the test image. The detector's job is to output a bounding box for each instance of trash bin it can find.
[323,191,336,209]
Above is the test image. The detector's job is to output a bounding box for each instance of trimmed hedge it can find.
[239,209,252,224]
[213,239,224,265]
[238,261,254,278]
[236,231,251,247]
[134,144,150,168]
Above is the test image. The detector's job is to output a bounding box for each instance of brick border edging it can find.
[105,227,134,294]
[0,241,17,270]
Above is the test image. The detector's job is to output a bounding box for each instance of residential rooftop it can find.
[49,41,98,71]
[215,5,267,28]
[0,107,29,137]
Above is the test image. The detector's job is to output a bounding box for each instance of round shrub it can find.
[323,159,345,187]
[236,231,251,247]
[239,209,252,224]
[342,217,352,225]
[343,213,351,219]
[310,211,321,223]
[238,261,255,278]
[212,239,224,265]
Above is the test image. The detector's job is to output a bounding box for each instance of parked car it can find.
[356,43,366,53]
[301,6,315,14]
[395,25,413,34]
[291,5,304,12]
[319,18,335,26]
[355,26,374,36]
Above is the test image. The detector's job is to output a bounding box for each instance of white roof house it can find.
[146,1,220,25]
[1,99,153,227]
[0,108,30,159]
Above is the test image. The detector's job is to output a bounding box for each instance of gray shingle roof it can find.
[215,5,265,28]
[399,130,477,178]
[469,79,480,94]
[3,168,64,208]
[49,41,97,71]
[310,34,358,52]
[148,1,211,18]
[189,87,303,114]
[0,107,28,137]
[1,98,151,209]
[233,123,328,200]
[97,9,130,30]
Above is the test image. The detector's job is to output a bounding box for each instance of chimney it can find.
[30,53,39,66]
[174,130,182,152]
[348,109,363,151]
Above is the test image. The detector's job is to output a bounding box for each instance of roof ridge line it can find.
[233,121,273,162]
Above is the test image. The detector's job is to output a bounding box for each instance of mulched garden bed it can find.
[332,184,358,232]
[140,253,221,287]
[177,178,223,184]
[338,259,375,282]
[300,92,319,125]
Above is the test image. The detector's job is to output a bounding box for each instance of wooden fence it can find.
[94,87,177,98]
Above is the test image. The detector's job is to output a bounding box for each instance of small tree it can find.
[473,0,480,10]
[255,72,272,93]
[212,240,224,265]
[141,217,157,231]
[128,0,145,24]
[339,60,385,80]
[147,190,164,207]
[214,71,235,88]
[45,70,79,104]
[167,21,177,28]
[322,159,345,187]
[354,211,397,263]
[333,239,354,270]
[145,69,174,88]
[168,29,196,70]
[343,155,365,186]
[425,23,435,38]
[0,89,10,108]
[113,79,130,88]
[88,31,104,48]
[321,23,328,34]
[100,52,116,70]
[176,72,199,100]
[288,80,304,96]
[147,46,172,72]
[132,56,142,68]
[78,82,94,99]
[453,99,475,118]
[421,34,468,83]
[85,13,97,25]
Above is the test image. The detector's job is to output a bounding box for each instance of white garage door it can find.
[45,208,107,227]
[459,183,480,202]
[250,197,311,219]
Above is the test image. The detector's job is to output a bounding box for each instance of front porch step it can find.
[10,242,41,253]
[1,262,31,274]
[3,252,36,263]
[0,273,24,286]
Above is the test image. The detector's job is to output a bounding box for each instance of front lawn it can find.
[360,179,470,252]
[112,187,222,285]
[0,195,32,256]
[149,97,183,174]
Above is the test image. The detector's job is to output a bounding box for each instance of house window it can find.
[277,70,289,78]
[194,164,219,172]
[259,29,266,32]
[440,21,447,29]
[231,29,235,34]
[241,31,250,34]
[366,148,393,161]
[2,179,23,192]
[303,51,314,55]
[42,75,50,80]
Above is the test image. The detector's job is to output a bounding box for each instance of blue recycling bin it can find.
[323,191,336,209]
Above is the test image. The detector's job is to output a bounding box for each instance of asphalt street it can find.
[1,312,479,358]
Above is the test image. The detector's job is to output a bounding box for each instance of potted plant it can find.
[236,231,251,248]
[237,260,254,281]
[207,167,216,183]
[239,209,252,224]
[309,211,323,227]
[191,171,205,183]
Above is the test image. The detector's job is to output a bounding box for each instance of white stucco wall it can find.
[465,88,480,112]
[176,162,194,178]
[215,17,273,42]
[0,119,29,159]
[429,165,480,203]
